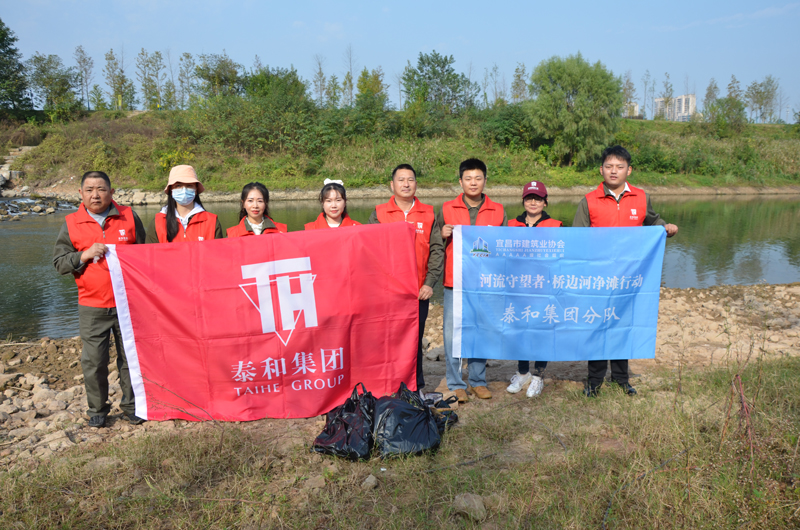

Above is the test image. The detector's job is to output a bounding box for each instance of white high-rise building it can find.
[654,94,697,122]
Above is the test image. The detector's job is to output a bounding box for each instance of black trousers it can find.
[587,359,628,387]
[518,360,548,375]
[416,299,429,389]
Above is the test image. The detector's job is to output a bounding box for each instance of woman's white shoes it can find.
[506,372,533,393]
[526,375,544,397]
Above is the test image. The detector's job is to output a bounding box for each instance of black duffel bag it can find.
[373,383,441,458]
[312,383,376,461]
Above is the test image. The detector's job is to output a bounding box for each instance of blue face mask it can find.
[172,187,196,206]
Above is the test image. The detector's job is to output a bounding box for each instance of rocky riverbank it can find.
[1,283,798,471]
[3,181,800,208]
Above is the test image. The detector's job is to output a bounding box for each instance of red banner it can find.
[107,223,419,421]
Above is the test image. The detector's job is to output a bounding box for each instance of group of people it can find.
[53,145,677,428]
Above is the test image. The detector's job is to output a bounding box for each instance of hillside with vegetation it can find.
[4,109,798,193]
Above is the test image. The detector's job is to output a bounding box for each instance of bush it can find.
[703,97,747,139]
[479,102,543,152]
[0,122,43,147]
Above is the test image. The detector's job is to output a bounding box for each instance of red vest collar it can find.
[75,201,123,223]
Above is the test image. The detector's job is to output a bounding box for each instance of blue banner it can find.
[453,226,666,361]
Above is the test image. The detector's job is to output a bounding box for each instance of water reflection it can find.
[0,194,798,338]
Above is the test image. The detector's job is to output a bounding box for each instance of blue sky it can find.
[3,0,799,119]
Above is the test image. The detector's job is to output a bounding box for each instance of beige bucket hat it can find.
[164,165,205,194]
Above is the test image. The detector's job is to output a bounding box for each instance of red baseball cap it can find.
[522,181,547,199]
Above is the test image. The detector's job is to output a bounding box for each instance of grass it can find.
[2,113,799,193]
[2,355,799,528]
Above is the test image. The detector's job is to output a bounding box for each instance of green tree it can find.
[622,70,637,117]
[527,53,623,166]
[245,65,308,102]
[25,52,81,120]
[195,51,242,97]
[352,66,390,136]
[511,63,528,103]
[659,72,673,120]
[103,48,137,110]
[0,17,31,114]
[341,71,354,108]
[356,66,388,110]
[162,79,177,110]
[178,52,195,108]
[703,96,747,138]
[136,49,167,110]
[745,75,778,123]
[640,70,651,119]
[703,78,719,111]
[487,63,507,107]
[341,44,356,108]
[73,45,93,110]
[88,84,108,110]
[400,50,478,113]
[324,74,341,109]
[726,75,743,102]
[312,54,326,105]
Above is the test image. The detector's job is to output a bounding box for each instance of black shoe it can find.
[613,381,638,395]
[126,414,146,425]
[88,415,106,428]
[584,384,600,398]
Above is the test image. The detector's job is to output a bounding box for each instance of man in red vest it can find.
[369,164,444,393]
[572,145,678,397]
[437,158,507,403]
[53,171,146,428]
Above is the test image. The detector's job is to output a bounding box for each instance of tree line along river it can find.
[1,194,799,339]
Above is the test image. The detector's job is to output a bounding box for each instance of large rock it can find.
[8,427,35,438]
[361,474,378,490]
[0,403,19,414]
[55,390,75,402]
[453,493,487,521]
[47,400,67,411]
[482,493,506,513]
[32,389,57,403]
[425,346,443,361]
[0,373,21,389]
[131,192,146,204]
[303,475,326,490]
[12,410,36,422]
[84,456,123,472]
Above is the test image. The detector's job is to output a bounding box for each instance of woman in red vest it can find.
[146,165,224,243]
[304,179,362,230]
[507,181,563,398]
[227,182,287,237]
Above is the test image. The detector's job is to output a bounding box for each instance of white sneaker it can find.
[526,375,544,398]
[506,372,533,394]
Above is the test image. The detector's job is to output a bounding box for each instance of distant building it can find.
[654,94,697,122]
[624,102,640,118]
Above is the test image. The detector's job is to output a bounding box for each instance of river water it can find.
[1,195,799,339]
